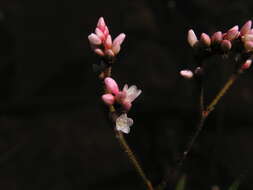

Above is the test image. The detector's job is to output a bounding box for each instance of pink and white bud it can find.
[240,20,252,36]
[187,29,198,47]
[244,41,253,52]
[211,31,223,44]
[111,43,121,55]
[104,77,119,95]
[241,59,252,70]
[88,33,102,45]
[102,94,115,105]
[221,40,232,51]
[200,33,211,47]
[180,70,194,79]
[229,25,239,32]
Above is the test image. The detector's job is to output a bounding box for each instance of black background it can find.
[0,0,253,189]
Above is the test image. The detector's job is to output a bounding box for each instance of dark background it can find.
[0,0,253,189]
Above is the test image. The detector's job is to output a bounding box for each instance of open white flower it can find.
[115,113,134,134]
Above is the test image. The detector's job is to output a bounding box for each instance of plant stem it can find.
[157,72,239,190]
[102,67,154,190]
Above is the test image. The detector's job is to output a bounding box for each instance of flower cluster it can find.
[181,20,253,79]
[88,17,126,58]
[102,77,142,111]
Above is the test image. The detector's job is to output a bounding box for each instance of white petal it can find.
[123,84,129,92]
[125,85,142,102]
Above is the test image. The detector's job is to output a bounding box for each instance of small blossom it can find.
[180,70,194,79]
[88,17,126,57]
[187,29,198,47]
[102,77,142,111]
[115,113,133,134]
[224,26,240,41]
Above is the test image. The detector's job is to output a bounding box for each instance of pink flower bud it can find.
[112,43,121,55]
[104,77,119,95]
[104,35,112,49]
[88,33,102,45]
[244,41,253,52]
[241,59,252,70]
[224,28,239,41]
[221,40,232,51]
[112,33,126,47]
[211,31,223,44]
[240,20,252,36]
[180,70,194,79]
[94,48,105,56]
[102,94,115,105]
[200,33,211,47]
[97,17,106,31]
[187,29,198,47]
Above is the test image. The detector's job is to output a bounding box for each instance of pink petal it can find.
[223,29,239,41]
[102,94,115,105]
[104,77,119,95]
[88,33,102,45]
[180,70,193,79]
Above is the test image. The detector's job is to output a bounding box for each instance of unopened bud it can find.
[211,31,223,44]
[240,20,252,36]
[200,33,211,47]
[221,40,232,52]
[180,70,194,79]
[187,29,198,47]
[241,59,252,70]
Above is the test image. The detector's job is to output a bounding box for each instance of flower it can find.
[187,29,198,47]
[102,77,142,111]
[115,113,133,134]
[88,17,126,57]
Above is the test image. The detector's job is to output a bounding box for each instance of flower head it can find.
[115,113,133,134]
[88,17,126,58]
[101,77,142,111]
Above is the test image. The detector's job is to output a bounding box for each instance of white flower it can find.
[115,113,134,134]
[123,84,142,103]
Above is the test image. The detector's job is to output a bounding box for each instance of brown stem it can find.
[102,66,154,190]
[157,72,239,190]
